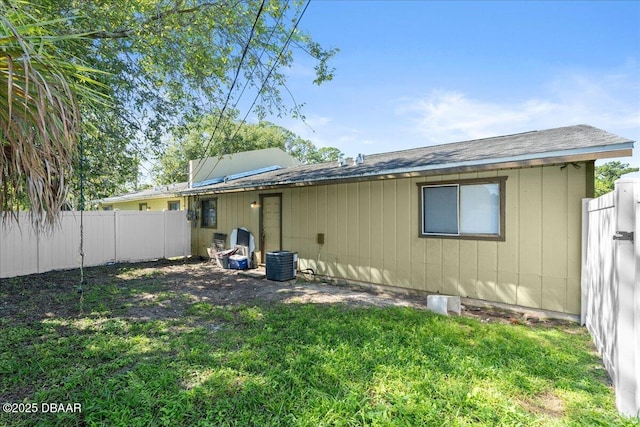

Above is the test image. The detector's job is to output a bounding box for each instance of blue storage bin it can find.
[228,255,249,270]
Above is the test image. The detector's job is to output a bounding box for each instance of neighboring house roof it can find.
[100,182,189,204]
[192,165,283,188]
[189,147,301,185]
[98,148,301,205]
[182,125,634,195]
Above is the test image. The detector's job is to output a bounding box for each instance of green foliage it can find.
[71,107,141,205]
[595,161,639,196]
[0,262,631,427]
[15,0,337,202]
[0,1,106,224]
[154,112,343,184]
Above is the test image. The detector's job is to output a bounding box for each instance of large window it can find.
[418,177,506,240]
[201,198,217,228]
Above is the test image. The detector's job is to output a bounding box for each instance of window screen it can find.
[201,199,217,228]
[422,185,458,234]
[420,178,505,240]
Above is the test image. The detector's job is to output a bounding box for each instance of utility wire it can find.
[223,1,311,151]
[194,0,311,185]
[147,0,307,186]
[189,0,266,182]
[193,0,294,184]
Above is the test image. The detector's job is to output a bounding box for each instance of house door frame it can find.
[259,193,282,264]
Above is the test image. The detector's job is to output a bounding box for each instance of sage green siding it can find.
[192,162,589,315]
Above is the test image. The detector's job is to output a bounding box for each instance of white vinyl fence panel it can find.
[0,211,190,279]
[115,211,166,262]
[582,178,640,417]
[0,218,39,278]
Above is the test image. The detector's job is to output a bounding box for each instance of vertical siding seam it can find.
[391,179,395,286]
[565,166,571,312]
[334,184,338,271]
[540,168,545,308]
[564,168,569,312]
[515,170,520,306]
[368,182,372,283]
[515,170,520,304]
[540,167,544,307]
[355,183,359,281]
[393,180,398,286]
[322,186,327,275]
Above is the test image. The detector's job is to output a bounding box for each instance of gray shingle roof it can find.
[182,125,634,195]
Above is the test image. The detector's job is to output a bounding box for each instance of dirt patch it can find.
[519,390,566,419]
[0,258,578,330]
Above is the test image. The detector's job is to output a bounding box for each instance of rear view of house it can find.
[182,125,634,316]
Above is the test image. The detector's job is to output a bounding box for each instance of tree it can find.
[27,0,337,202]
[0,1,103,226]
[154,113,342,184]
[595,161,639,196]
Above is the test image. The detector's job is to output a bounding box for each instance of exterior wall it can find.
[105,196,186,212]
[191,163,588,314]
[190,191,273,257]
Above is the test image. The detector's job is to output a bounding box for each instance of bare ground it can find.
[0,258,577,330]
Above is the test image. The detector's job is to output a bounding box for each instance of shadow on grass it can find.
[0,260,630,426]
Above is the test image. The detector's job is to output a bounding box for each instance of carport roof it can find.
[181,124,634,195]
[101,182,189,203]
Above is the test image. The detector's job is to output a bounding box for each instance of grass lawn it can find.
[0,260,635,426]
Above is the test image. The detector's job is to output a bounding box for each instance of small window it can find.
[418,177,506,240]
[167,201,180,211]
[201,198,217,228]
[102,205,113,211]
[139,203,148,211]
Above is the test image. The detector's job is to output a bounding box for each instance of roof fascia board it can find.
[182,143,633,195]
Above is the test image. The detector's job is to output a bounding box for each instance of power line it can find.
[225,2,311,151]
[224,0,291,122]
[190,0,267,182]
[190,0,297,184]
[195,0,310,184]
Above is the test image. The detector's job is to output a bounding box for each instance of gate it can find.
[582,178,639,417]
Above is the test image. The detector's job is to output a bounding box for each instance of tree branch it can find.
[85,1,232,39]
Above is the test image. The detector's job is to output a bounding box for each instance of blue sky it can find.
[265,0,640,167]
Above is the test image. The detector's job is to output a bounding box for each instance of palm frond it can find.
[0,1,103,228]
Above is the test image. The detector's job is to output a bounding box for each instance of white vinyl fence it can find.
[582,178,640,417]
[0,211,190,279]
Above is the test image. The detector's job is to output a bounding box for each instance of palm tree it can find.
[0,2,97,228]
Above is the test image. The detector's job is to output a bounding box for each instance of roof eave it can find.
[100,192,186,204]
[180,143,634,195]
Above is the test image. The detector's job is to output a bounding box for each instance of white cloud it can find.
[274,114,331,143]
[396,68,640,149]
[272,115,375,153]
